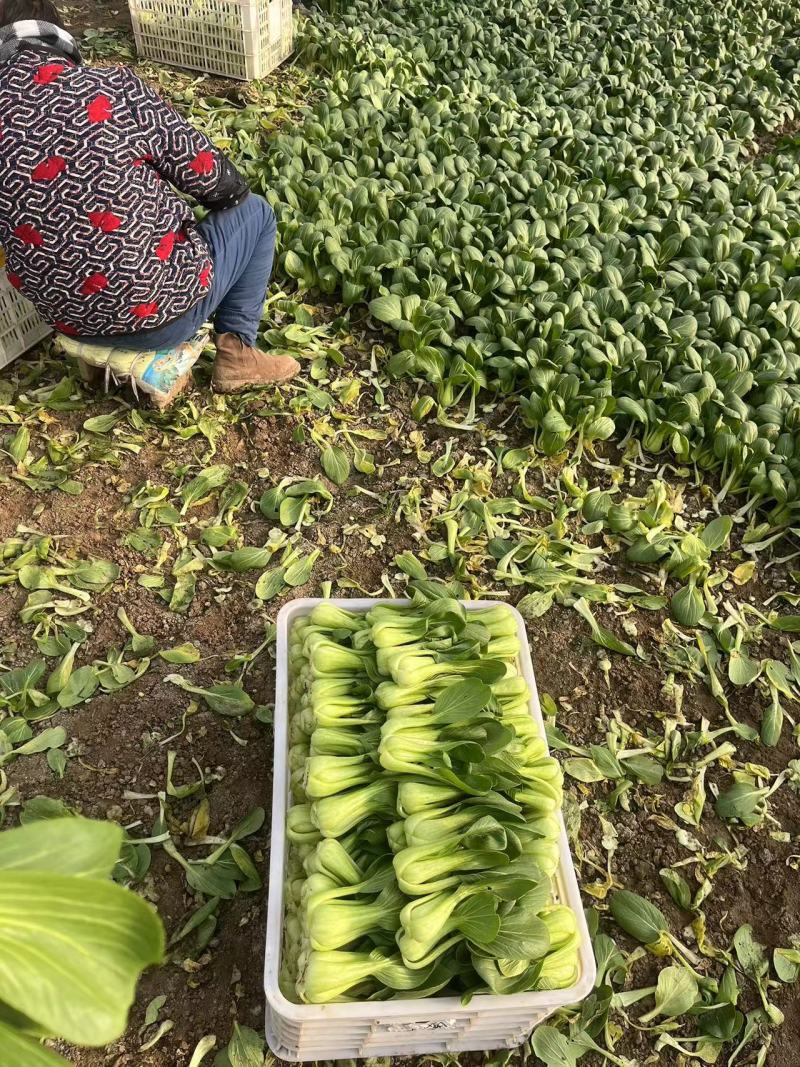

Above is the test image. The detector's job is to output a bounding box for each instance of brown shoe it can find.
[212,332,300,393]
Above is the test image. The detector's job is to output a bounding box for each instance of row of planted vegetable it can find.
[246,0,800,519]
[280,599,583,1003]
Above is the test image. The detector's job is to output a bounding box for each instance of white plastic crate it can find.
[129,0,293,81]
[265,597,596,1061]
[0,270,51,372]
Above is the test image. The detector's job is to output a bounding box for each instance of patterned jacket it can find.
[0,43,248,335]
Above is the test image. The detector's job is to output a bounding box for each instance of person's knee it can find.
[249,194,276,235]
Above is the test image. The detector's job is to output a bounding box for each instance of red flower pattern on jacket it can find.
[86,94,112,123]
[33,63,65,85]
[80,273,110,295]
[189,151,215,176]
[32,156,67,182]
[88,210,122,233]
[13,224,43,246]
[155,232,176,261]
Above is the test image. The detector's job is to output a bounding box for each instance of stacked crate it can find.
[0,268,51,371]
[129,0,293,81]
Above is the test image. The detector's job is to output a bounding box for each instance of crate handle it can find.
[370,1018,462,1035]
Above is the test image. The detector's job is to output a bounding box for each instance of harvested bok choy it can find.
[280,595,581,1003]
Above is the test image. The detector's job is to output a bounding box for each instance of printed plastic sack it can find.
[56,332,209,408]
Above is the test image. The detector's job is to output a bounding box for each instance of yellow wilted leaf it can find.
[188,798,211,841]
[732,561,756,585]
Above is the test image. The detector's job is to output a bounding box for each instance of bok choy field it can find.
[1,0,800,1064]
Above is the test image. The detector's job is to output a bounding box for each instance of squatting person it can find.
[0,0,300,392]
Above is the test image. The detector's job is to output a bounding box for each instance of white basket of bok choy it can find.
[264,591,595,1061]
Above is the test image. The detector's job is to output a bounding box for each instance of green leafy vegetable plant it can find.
[0,818,164,1065]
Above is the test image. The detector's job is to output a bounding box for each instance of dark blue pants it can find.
[96,194,277,350]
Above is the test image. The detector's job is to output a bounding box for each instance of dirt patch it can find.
[3,366,800,1064]
[753,119,800,159]
[61,0,133,36]
[0,364,425,1066]
[27,677,275,1066]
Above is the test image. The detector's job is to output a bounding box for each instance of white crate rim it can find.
[265,597,597,1033]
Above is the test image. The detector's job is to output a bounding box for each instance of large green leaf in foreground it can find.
[0,819,164,1058]
[0,1022,66,1067]
[0,818,121,879]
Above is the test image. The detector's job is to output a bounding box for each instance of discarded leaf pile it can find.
[283,596,584,1002]
[254,0,800,515]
